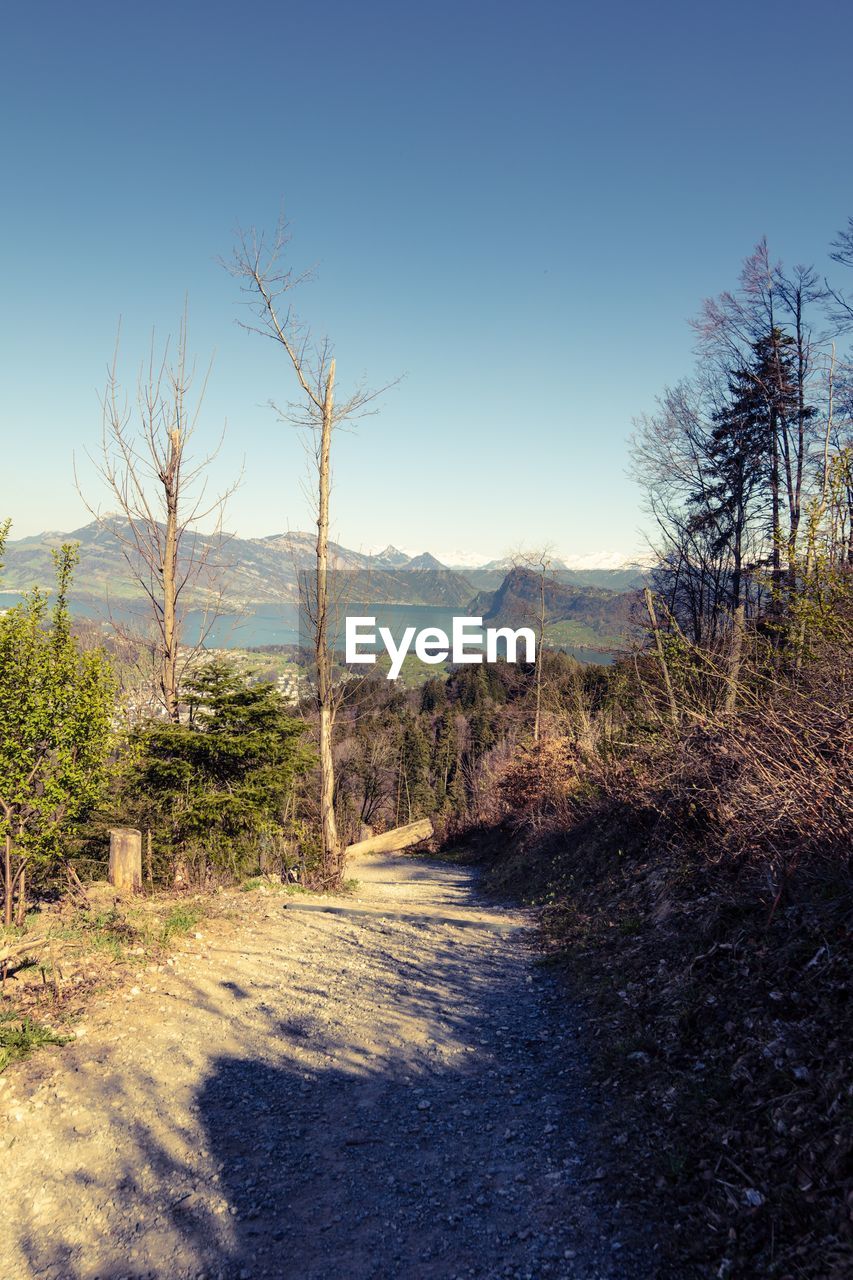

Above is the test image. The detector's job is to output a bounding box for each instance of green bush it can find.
[119,658,313,884]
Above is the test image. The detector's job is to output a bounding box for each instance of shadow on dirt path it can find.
[3,855,656,1279]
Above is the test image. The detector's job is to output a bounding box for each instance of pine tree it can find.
[127,659,311,878]
[432,707,459,809]
[399,717,433,820]
[691,329,800,611]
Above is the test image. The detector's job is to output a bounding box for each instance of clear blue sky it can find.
[2,0,851,562]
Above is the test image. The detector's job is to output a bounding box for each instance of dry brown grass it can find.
[471,643,853,1278]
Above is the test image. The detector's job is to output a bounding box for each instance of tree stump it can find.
[109,828,142,893]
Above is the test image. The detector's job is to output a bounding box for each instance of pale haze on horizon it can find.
[2,0,852,563]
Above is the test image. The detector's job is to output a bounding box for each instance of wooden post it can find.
[109,827,142,893]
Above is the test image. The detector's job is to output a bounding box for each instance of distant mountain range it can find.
[1,521,646,652]
[2,521,648,601]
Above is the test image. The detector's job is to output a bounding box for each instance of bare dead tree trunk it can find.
[228,220,393,883]
[769,404,783,601]
[80,315,235,723]
[3,829,11,928]
[161,427,181,721]
[316,359,340,876]
[724,603,745,715]
[509,545,554,743]
[534,566,545,744]
[644,586,679,728]
[15,866,25,926]
[796,347,837,668]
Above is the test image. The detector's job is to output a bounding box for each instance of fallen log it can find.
[344,817,434,859]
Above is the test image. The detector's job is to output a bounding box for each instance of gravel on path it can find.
[0,854,654,1279]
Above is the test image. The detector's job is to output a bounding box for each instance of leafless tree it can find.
[80,314,237,722]
[227,219,392,882]
[509,544,557,742]
[827,215,853,333]
[631,380,747,644]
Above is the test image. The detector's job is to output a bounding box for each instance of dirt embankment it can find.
[476,817,852,1280]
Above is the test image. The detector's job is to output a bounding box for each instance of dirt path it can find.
[1,855,652,1279]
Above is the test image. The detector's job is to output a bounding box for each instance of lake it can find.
[0,595,613,664]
